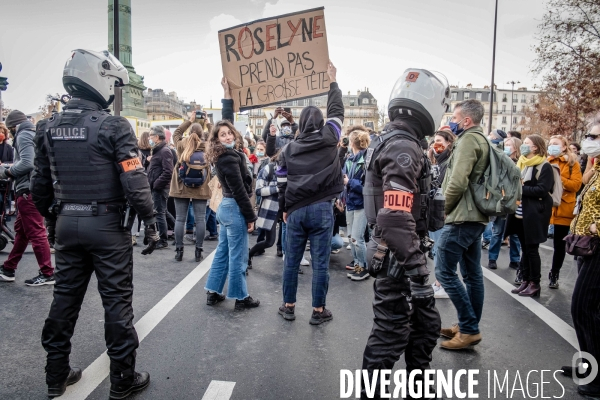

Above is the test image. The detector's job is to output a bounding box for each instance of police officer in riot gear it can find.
[361,69,450,399]
[31,49,159,399]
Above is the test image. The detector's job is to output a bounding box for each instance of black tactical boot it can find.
[109,371,150,399]
[174,247,183,262]
[47,367,82,398]
[195,247,203,262]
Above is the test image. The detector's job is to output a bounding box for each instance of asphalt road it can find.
[0,222,590,400]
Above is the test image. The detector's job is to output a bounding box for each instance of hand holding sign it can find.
[327,60,336,83]
[221,77,232,100]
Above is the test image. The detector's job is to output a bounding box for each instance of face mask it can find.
[281,126,292,136]
[449,119,464,135]
[548,145,562,156]
[581,138,600,158]
[433,143,446,154]
[520,144,531,156]
[504,146,512,155]
[256,151,265,157]
[149,139,155,147]
[222,141,235,149]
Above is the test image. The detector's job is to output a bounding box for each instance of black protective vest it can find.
[44,109,125,203]
[363,130,431,235]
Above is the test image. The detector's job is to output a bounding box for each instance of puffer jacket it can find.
[169,120,211,200]
[442,125,490,224]
[548,155,582,226]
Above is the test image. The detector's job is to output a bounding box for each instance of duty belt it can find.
[59,202,124,216]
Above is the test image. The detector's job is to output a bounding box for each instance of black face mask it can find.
[8,127,16,137]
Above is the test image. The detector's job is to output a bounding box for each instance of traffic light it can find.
[0,77,8,91]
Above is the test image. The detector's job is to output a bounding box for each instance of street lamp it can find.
[488,0,498,134]
[507,80,520,131]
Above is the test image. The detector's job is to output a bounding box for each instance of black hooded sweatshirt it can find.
[276,82,344,215]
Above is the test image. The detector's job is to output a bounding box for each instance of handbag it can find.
[564,234,599,257]
[208,177,223,213]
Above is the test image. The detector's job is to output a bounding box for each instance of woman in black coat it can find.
[507,134,554,297]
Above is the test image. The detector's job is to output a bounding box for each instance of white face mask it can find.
[582,138,600,158]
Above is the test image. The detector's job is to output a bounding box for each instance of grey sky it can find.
[0,0,547,115]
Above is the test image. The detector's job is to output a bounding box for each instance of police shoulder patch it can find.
[396,153,412,168]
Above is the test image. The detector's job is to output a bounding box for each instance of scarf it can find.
[517,154,546,183]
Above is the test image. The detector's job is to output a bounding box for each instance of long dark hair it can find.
[138,131,151,150]
[206,120,243,164]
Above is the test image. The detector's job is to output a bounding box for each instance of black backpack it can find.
[178,150,208,188]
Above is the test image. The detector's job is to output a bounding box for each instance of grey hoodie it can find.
[10,120,36,194]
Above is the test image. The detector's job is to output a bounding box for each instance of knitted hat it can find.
[492,129,507,139]
[5,110,27,128]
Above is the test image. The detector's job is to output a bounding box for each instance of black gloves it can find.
[141,223,160,255]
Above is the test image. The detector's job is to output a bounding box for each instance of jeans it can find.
[186,202,195,232]
[331,234,343,251]
[488,216,521,262]
[346,208,367,267]
[205,206,218,236]
[174,198,206,249]
[482,221,493,243]
[283,201,334,308]
[435,222,486,335]
[151,189,169,243]
[281,222,287,254]
[204,198,249,300]
[429,229,442,258]
[3,195,53,275]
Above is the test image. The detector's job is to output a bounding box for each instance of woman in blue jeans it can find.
[203,78,259,311]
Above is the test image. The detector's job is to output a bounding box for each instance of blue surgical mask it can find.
[149,139,155,147]
[449,119,464,135]
[520,144,531,156]
[256,151,265,157]
[548,145,561,156]
[222,141,235,149]
[503,146,512,155]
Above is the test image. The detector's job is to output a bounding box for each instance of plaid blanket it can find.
[255,164,279,231]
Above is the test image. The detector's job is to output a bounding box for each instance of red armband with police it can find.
[119,157,143,173]
[383,190,413,212]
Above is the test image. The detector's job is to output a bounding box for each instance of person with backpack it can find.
[506,134,554,297]
[248,152,280,267]
[169,112,212,263]
[547,135,582,288]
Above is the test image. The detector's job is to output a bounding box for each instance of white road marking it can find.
[481,266,579,350]
[201,380,236,400]
[540,244,554,251]
[59,250,216,400]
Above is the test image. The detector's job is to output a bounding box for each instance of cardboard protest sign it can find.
[218,7,330,111]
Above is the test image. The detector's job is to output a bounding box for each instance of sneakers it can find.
[0,266,15,282]
[548,272,559,289]
[432,283,449,299]
[278,303,296,321]
[487,260,497,270]
[155,241,169,250]
[47,367,82,398]
[345,261,356,271]
[49,242,56,254]
[440,323,459,339]
[204,233,218,241]
[206,291,226,306]
[508,261,520,270]
[109,371,150,400]
[132,236,137,246]
[25,272,55,286]
[350,266,369,281]
[184,234,195,244]
[331,249,340,254]
[235,296,260,311]
[300,257,310,266]
[346,244,351,250]
[440,332,482,350]
[481,241,490,250]
[309,307,333,325]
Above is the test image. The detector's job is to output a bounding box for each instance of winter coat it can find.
[9,120,36,194]
[548,155,582,226]
[277,82,344,215]
[432,148,451,186]
[254,163,279,231]
[147,141,174,192]
[0,142,14,164]
[262,118,299,144]
[342,149,366,211]
[442,125,490,224]
[169,120,211,200]
[215,147,256,223]
[266,133,294,157]
[506,162,554,244]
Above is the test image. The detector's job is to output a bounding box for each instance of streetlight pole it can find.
[488,0,498,134]
[507,80,520,131]
[113,0,122,116]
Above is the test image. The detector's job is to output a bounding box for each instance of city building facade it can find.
[145,89,187,121]
[246,88,379,138]
[442,84,541,133]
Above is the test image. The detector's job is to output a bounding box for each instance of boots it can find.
[174,247,183,262]
[195,247,203,262]
[511,281,530,294]
[519,282,541,297]
[549,271,559,289]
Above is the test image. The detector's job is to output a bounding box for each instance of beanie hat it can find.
[5,110,28,128]
[492,129,507,139]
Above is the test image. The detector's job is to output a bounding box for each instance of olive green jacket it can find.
[442,125,490,224]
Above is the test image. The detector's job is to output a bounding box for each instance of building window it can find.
[451,92,457,100]
[513,117,517,124]
[512,105,517,112]
[531,95,536,103]
[255,128,261,137]
[315,100,321,107]
[363,98,369,105]
[521,94,526,103]
[502,94,507,102]
[502,127,506,132]
[502,116,507,123]
[464,92,470,100]
[292,100,298,106]
[349,99,355,106]
[349,119,354,126]
[476,92,482,101]
[363,120,369,125]
[502,105,506,112]
[256,119,263,126]
[513,94,518,102]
